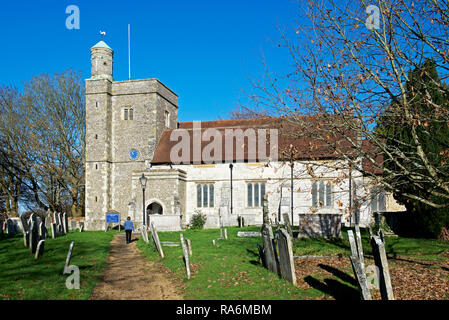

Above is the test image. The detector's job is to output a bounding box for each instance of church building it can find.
[84,40,404,233]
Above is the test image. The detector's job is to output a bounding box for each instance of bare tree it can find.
[236,0,449,210]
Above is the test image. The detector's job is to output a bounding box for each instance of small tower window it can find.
[95,101,99,108]
[129,108,134,120]
[95,134,98,140]
[124,108,128,120]
[165,110,170,127]
[124,107,134,120]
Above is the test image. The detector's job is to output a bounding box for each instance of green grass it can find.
[137,226,318,300]
[0,230,116,300]
[137,226,449,300]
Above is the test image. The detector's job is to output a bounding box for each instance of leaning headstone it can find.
[63,241,75,274]
[371,236,394,300]
[180,233,191,279]
[277,228,297,285]
[282,213,294,239]
[141,227,149,244]
[150,222,164,258]
[261,223,279,275]
[347,230,359,259]
[350,255,372,300]
[354,225,365,269]
[35,240,45,259]
[186,238,192,256]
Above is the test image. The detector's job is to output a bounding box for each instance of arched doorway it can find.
[147,202,163,215]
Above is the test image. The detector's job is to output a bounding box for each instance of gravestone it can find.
[277,228,297,285]
[350,256,372,300]
[180,233,191,279]
[35,240,45,259]
[29,222,38,254]
[6,219,16,235]
[237,231,261,237]
[186,238,192,256]
[371,236,394,300]
[212,239,216,246]
[261,223,279,275]
[20,215,30,233]
[64,241,75,274]
[282,213,294,239]
[51,223,57,239]
[150,222,164,258]
[63,213,68,235]
[71,220,77,230]
[24,231,30,247]
[161,241,180,247]
[223,229,228,240]
[141,227,149,244]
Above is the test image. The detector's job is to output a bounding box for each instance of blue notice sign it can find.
[106,212,120,223]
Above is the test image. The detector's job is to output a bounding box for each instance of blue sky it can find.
[0,0,299,122]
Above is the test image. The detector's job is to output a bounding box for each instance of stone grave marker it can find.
[24,231,30,247]
[64,241,75,274]
[371,236,394,300]
[35,240,45,259]
[350,255,372,300]
[180,233,191,279]
[212,239,216,246]
[20,215,30,233]
[237,231,261,237]
[186,238,192,256]
[51,223,57,239]
[6,219,16,235]
[141,227,149,244]
[150,222,164,258]
[29,222,38,254]
[261,223,279,275]
[161,241,180,247]
[71,220,77,230]
[223,228,228,240]
[63,213,68,235]
[277,228,297,285]
[282,213,294,239]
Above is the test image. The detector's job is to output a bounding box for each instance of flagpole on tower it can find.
[128,24,131,81]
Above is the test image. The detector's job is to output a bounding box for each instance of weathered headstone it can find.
[20,215,30,233]
[51,223,57,238]
[347,230,359,259]
[161,241,180,247]
[371,236,394,300]
[354,225,365,269]
[261,223,279,275]
[29,222,38,254]
[277,228,297,285]
[150,222,164,258]
[6,219,16,235]
[282,213,294,239]
[64,241,75,274]
[212,239,216,246]
[223,228,228,240]
[35,240,45,259]
[63,213,68,235]
[186,238,192,256]
[180,234,191,279]
[237,231,261,237]
[24,231,30,247]
[350,255,372,300]
[141,227,149,244]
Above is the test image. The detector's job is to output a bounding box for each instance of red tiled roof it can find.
[151,115,359,164]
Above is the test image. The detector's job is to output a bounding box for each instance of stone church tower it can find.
[85,40,178,230]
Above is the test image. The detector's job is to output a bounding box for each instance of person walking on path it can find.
[124,216,134,244]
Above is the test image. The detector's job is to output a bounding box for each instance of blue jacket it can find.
[124,220,134,231]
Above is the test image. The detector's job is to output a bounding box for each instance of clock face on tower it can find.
[130,149,139,160]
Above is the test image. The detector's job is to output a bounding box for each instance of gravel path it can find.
[90,232,183,300]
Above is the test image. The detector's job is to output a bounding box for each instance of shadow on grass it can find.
[304,275,360,300]
[246,248,262,266]
[318,264,358,287]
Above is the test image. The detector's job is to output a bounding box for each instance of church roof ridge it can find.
[91,40,113,51]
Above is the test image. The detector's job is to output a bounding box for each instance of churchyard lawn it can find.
[138,226,449,300]
[0,230,116,300]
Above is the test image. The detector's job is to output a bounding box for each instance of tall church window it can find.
[370,189,386,212]
[312,180,333,207]
[197,183,214,208]
[247,182,266,207]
